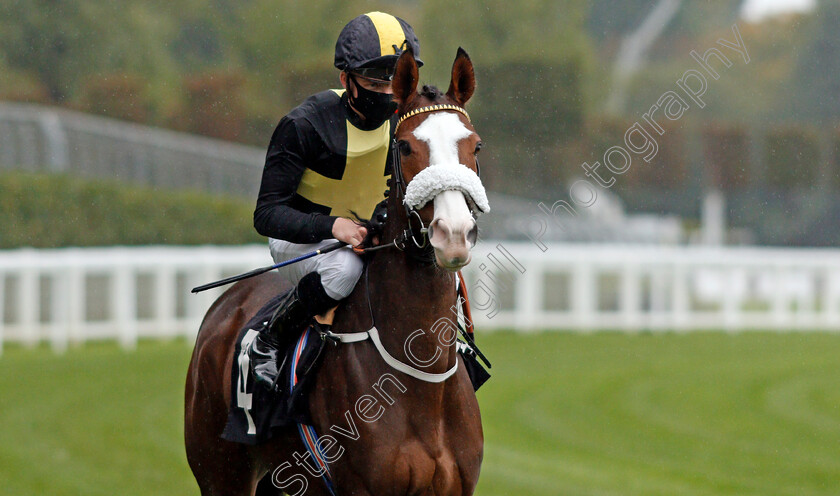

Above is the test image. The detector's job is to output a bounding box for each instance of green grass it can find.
[1,332,839,495]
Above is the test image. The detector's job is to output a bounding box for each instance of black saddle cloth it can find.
[221,291,327,445]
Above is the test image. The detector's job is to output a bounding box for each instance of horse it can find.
[185,47,487,496]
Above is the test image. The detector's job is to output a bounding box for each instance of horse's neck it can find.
[365,246,457,371]
[368,247,455,322]
[369,193,455,329]
[364,198,458,367]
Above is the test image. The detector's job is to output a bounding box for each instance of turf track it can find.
[1,331,838,495]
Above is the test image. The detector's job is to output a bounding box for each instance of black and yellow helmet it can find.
[334,12,423,80]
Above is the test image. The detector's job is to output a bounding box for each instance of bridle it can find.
[387,103,480,251]
[327,104,485,383]
[324,103,489,388]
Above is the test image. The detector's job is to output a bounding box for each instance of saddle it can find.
[221,292,329,444]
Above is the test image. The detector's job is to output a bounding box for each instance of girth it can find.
[324,326,459,383]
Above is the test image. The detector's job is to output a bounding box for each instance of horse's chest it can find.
[396,440,463,496]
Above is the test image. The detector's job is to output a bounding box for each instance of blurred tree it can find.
[789,0,840,124]
[0,53,50,102]
[765,126,820,188]
[0,1,101,102]
[79,72,151,123]
[702,123,751,191]
[420,0,593,197]
[664,1,744,39]
[620,11,807,125]
[235,1,358,93]
[177,71,247,141]
[587,0,661,44]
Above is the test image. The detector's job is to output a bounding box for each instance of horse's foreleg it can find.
[185,348,261,495]
[185,401,262,495]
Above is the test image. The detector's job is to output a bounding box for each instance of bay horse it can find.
[185,47,487,495]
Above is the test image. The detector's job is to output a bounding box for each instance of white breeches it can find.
[268,238,364,300]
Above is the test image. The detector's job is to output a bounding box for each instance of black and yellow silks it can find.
[253,89,393,244]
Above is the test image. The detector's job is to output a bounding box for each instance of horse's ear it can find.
[392,48,419,110]
[446,47,475,107]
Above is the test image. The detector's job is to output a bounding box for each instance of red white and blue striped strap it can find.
[291,328,337,496]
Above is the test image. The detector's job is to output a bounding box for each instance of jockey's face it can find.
[340,71,393,96]
[355,74,393,94]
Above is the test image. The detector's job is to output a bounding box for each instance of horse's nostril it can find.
[467,222,478,246]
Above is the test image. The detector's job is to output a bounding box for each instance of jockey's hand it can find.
[332,217,367,247]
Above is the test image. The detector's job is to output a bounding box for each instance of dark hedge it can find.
[0,172,264,248]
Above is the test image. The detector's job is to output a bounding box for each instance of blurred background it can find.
[1,1,839,495]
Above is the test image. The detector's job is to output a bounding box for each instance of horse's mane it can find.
[349,211,376,231]
[348,209,382,250]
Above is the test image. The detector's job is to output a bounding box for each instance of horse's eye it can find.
[398,140,412,156]
[474,142,483,155]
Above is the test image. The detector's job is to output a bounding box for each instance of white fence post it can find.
[621,264,641,331]
[515,263,542,331]
[826,270,840,328]
[572,261,595,331]
[672,261,689,332]
[0,270,4,356]
[649,266,670,331]
[115,265,137,350]
[771,266,790,329]
[155,266,176,338]
[67,266,84,346]
[50,271,68,354]
[20,265,38,348]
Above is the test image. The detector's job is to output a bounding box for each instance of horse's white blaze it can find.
[405,112,490,213]
[412,112,473,167]
[430,190,476,268]
[412,113,479,270]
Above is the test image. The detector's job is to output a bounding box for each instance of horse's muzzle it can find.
[429,190,477,271]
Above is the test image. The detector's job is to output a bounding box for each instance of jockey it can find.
[249,12,423,387]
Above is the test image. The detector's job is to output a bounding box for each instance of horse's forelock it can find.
[400,85,459,120]
[419,85,444,102]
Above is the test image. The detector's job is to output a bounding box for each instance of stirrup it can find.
[248,289,312,390]
[248,332,284,391]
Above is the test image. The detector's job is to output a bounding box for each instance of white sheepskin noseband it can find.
[403,163,490,214]
[403,112,490,214]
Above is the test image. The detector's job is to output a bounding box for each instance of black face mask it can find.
[348,74,397,128]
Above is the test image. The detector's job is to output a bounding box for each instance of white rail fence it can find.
[0,102,263,196]
[2,243,840,354]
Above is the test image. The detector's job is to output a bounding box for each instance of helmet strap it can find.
[345,72,361,112]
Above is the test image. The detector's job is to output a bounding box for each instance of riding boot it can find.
[249,288,310,389]
[249,272,340,390]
